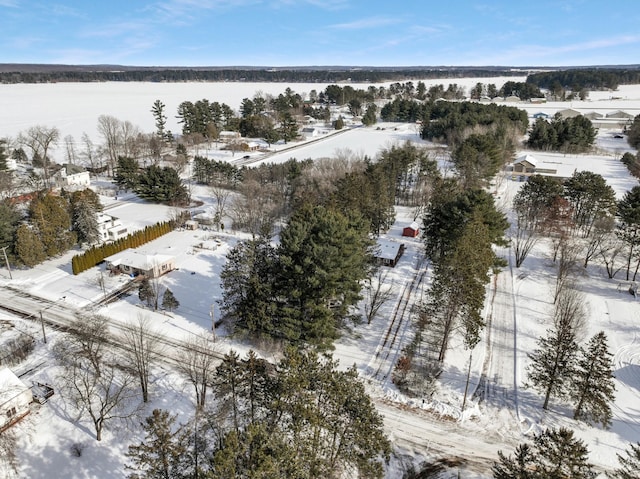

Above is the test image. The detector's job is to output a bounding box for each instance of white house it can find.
[300,127,320,138]
[105,249,175,278]
[97,213,128,243]
[55,164,91,189]
[0,367,32,432]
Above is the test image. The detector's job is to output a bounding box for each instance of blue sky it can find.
[1,0,638,67]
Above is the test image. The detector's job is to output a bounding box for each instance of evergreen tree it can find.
[139,278,154,308]
[571,331,616,428]
[494,428,596,479]
[114,156,140,191]
[69,189,102,245]
[361,103,377,126]
[564,171,617,237]
[492,443,536,479]
[627,115,640,149]
[278,112,299,143]
[14,224,46,267]
[125,409,187,479]
[151,100,167,141]
[526,326,578,410]
[275,204,373,346]
[29,192,76,257]
[220,236,278,337]
[0,138,8,171]
[608,443,640,479]
[0,200,20,261]
[135,165,189,206]
[161,288,179,312]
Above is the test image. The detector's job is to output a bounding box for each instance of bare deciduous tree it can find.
[512,214,539,268]
[122,314,158,403]
[553,286,588,342]
[553,239,580,304]
[63,134,77,165]
[61,359,139,441]
[18,125,60,187]
[177,334,219,409]
[364,269,394,324]
[97,115,122,176]
[210,185,231,230]
[0,429,18,477]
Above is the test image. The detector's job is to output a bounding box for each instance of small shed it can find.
[0,368,32,432]
[374,239,405,267]
[184,220,199,230]
[402,222,420,238]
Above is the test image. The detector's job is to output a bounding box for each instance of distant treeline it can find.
[527,68,640,91]
[0,67,520,84]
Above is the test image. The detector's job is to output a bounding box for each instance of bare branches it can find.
[122,314,158,403]
[177,334,220,409]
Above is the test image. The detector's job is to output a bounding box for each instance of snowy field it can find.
[1,79,640,477]
[0,76,525,158]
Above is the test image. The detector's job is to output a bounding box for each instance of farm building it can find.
[402,222,420,238]
[105,249,175,278]
[0,367,32,432]
[374,239,405,267]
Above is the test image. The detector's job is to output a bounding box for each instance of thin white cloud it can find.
[330,16,402,30]
[0,0,19,7]
[508,34,640,62]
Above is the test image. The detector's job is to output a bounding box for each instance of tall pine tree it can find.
[608,443,640,479]
[526,325,578,410]
[125,409,187,479]
[571,331,616,428]
[493,427,596,479]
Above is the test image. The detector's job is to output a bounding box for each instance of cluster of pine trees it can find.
[2,189,102,267]
[494,427,640,478]
[72,220,175,275]
[125,348,390,479]
[527,114,597,153]
[114,157,190,206]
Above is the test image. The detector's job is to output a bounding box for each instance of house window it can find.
[162,264,168,271]
[7,406,17,418]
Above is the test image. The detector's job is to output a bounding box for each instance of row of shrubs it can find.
[71,221,175,275]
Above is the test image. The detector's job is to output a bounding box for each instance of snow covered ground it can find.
[1,80,640,477]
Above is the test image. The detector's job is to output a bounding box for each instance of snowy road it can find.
[474,249,520,419]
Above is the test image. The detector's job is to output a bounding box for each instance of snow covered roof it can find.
[104,249,174,271]
[514,154,537,166]
[375,238,403,261]
[0,368,29,406]
[406,222,419,231]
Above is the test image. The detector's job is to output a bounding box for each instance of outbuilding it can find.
[402,222,420,238]
[0,368,32,432]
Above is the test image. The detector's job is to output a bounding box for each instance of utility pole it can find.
[1,245,12,279]
[39,311,47,343]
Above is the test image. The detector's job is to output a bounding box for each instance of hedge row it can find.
[71,221,174,275]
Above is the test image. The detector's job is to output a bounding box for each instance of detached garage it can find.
[0,368,32,432]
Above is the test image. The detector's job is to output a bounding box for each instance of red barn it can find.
[402,222,420,238]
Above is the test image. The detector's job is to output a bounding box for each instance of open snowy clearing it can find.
[1,80,640,477]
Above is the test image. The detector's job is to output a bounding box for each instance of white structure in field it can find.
[104,249,175,278]
[0,367,32,432]
[97,213,128,243]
